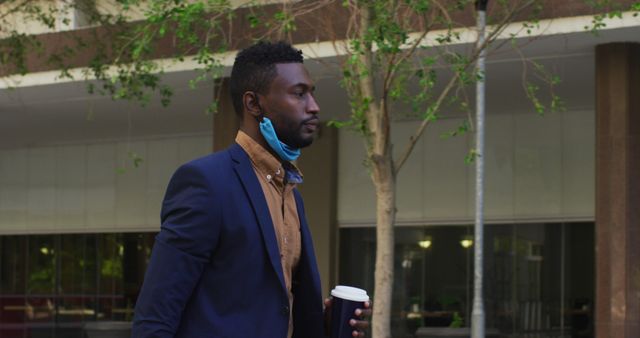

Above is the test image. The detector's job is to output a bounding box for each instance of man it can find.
[132,41,370,337]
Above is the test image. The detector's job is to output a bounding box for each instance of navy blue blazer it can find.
[132,143,324,338]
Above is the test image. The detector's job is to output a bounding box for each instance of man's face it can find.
[259,63,320,148]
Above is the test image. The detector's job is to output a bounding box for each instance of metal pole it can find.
[472,1,488,338]
[560,223,566,336]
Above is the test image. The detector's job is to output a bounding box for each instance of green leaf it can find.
[464,149,478,164]
[247,14,260,28]
[206,101,219,115]
[129,152,144,168]
[441,120,470,139]
[327,120,350,129]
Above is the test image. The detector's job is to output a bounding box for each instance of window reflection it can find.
[0,232,156,338]
[339,222,594,338]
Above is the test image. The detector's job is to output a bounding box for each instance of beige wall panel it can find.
[178,135,213,164]
[423,118,471,221]
[338,109,595,225]
[513,112,563,217]
[336,130,375,223]
[0,149,29,232]
[115,141,148,229]
[482,114,515,219]
[145,139,179,229]
[562,110,595,217]
[0,135,212,234]
[86,143,117,229]
[27,147,56,231]
[393,121,425,220]
[54,145,86,231]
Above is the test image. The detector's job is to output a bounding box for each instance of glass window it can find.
[339,222,594,338]
[0,232,156,338]
[0,236,28,337]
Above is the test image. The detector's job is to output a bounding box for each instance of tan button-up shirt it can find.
[236,131,302,338]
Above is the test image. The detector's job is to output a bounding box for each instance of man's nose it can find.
[307,95,320,115]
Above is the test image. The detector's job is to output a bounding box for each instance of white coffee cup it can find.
[330,285,369,338]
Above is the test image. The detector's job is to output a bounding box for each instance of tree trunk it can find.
[354,3,396,337]
[370,151,396,338]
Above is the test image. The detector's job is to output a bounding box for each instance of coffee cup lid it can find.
[331,285,369,302]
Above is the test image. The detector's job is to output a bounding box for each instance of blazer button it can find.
[282,306,290,315]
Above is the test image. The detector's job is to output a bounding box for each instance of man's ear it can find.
[242,91,262,120]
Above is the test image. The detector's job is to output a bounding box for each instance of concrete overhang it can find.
[1,12,639,149]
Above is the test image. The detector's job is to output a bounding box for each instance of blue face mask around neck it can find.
[259,117,301,162]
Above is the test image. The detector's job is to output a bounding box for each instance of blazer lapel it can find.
[229,144,287,293]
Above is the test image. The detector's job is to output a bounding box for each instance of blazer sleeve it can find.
[132,162,221,338]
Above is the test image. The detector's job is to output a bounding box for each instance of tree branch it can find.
[0,0,31,22]
[394,0,537,173]
[394,70,456,173]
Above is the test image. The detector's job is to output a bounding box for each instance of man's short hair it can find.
[229,41,304,118]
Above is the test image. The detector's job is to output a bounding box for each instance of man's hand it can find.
[324,297,372,337]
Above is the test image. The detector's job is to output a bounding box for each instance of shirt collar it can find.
[235,130,303,185]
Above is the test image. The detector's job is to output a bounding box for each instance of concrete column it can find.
[213,79,240,151]
[595,42,640,338]
[297,124,339,298]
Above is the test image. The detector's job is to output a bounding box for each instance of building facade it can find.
[0,1,639,337]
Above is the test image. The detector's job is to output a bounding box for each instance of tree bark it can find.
[355,3,397,337]
[370,153,396,338]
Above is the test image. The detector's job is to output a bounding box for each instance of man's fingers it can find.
[349,319,370,330]
[347,302,371,337]
[354,308,372,318]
